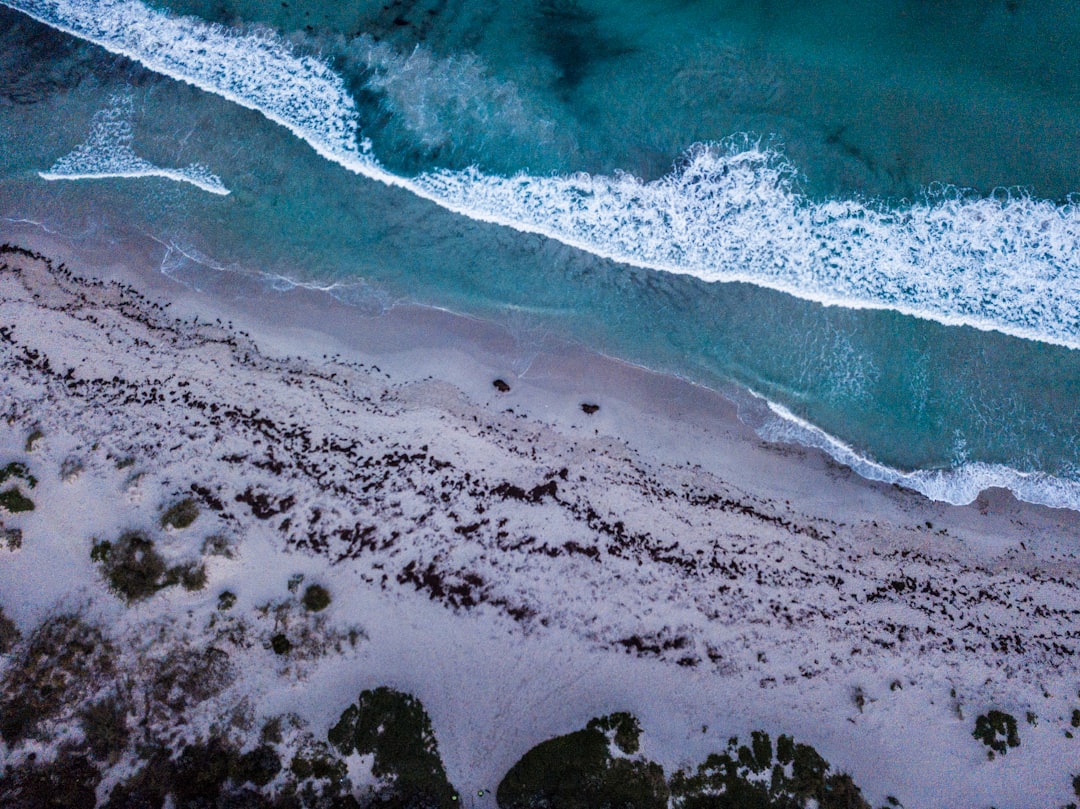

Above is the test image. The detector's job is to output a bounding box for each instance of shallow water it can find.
[1,0,1078,508]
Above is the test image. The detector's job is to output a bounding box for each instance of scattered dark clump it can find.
[972,710,1020,756]
[218,590,238,611]
[580,402,599,415]
[329,686,458,809]
[0,606,19,654]
[1,523,23,550]
[161,496,200,529]
[271,633,292,655]
[302,583,332,612]
[0,613,115,745]
[493,378,511,393]
[202,533,235,558]
[497,712,668,809]
[24,429,43,452]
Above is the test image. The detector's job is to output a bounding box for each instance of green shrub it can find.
[496,713,668,809]
[160,497,199,530]
[973,711,1020,755]
[218,590,237,611]
[0,488,34,513]
[329,687,458,809]
[302,584,332,612]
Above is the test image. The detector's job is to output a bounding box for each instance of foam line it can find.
[757,396,1080,512]
[5,0,1080,350]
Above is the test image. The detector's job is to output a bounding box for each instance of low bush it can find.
[972,710,1020,755]
[497,713,668,809]
[329,687,458,809]
[302,584,331,613]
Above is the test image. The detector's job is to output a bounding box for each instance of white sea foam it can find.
[756,396,1080,512]
[39,94,230,195]
[7,0,1080,351]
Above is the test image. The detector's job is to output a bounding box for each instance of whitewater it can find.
[5,0,1080,351]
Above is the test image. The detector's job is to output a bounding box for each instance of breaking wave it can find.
[6,0,1080,349]
[39,94,230,195]
[755,397,1080,512]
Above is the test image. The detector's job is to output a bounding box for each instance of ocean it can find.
[1,0,1078,509]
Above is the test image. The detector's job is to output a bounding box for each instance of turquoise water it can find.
[1,0,1078,508]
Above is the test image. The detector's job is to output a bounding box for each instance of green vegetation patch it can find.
[0,461,36,489]
[0,614,115,745]
[302,583,332,612]
[92,531,205,603]
[669,732,870,809]
[0,488,34,513]
[496,713,668,809]
[329,686,458,809]
[973,710,1020,755]
[160,497,199,530]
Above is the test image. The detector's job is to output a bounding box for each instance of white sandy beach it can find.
[1,223,1079,808]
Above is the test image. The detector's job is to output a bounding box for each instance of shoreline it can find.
[2,227,1080,806]
[7,216,1078,519]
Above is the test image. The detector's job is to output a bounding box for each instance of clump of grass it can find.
[301,584,331,613]
[218,590,237,611]
[160,497,199,530]
[329,687,458,809]
[0,613,115,745]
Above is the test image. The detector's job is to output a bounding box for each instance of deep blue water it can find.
[1,0,1078,508]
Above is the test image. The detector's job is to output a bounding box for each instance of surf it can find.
[6,0,1080,351]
